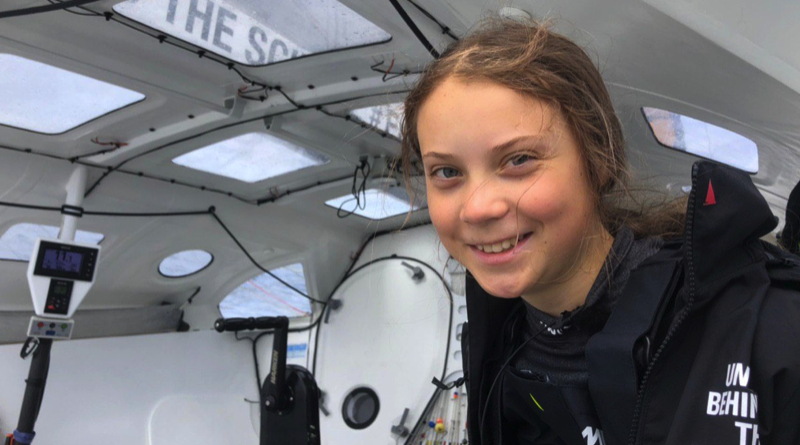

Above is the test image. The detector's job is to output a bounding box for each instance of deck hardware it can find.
[391,407,411,437]
[401,261,425,281]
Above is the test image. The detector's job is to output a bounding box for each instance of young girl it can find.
[401,18,800,445]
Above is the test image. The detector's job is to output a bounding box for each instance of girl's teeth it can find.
[479,238,517,253]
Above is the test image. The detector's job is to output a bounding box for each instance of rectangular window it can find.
[219,263,312,318]
[113,0,391,65]
[0,54,144,134]
[642,107,758,173]
[172,132,329,183]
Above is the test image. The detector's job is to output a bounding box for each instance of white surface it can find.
[0,330,260,444]
[315,225,463,445]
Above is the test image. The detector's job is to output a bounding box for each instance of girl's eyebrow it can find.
[421,151,455,161]
[490,135,547,154]
[421,134,548,161]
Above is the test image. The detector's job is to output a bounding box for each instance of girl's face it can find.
[417,78,612,315]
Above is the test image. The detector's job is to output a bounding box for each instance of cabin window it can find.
[642,107,759,173]
[172,132,329,183]
[342,387,380,430]
[158,249,213,277]
[0,223,104,262]
[325,186,420,220]
[219,262,312,318]
[0,54,145,134]
[350,103,404,139]
[113,0,391,66]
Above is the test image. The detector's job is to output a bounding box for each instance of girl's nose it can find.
[459,180,510,224]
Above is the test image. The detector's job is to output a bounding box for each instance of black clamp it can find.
[431,376,465,390]
[60,204,84,217]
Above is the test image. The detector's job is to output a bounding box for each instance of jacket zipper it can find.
[626,164,700,445]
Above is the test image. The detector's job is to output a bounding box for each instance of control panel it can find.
[27,316,74,340]
[27,238,100,319]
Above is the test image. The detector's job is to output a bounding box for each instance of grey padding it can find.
[0,305,183,344]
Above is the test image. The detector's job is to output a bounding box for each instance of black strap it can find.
[585,246,681,445]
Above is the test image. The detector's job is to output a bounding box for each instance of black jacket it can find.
[462,161,800,445]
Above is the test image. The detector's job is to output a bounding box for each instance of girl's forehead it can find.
[419,79,568,146]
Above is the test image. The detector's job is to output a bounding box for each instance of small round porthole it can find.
[341,387,380,430]
[158,249,213,278]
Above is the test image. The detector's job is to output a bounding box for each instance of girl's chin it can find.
[471,278,523,299]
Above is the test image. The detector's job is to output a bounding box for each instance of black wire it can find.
[315,106,400,140]
[369,60,422,82]
[0,201,62,212]
[46,0,100,16]
[0,199,213,218]
[0,0,102,19]
[209,211,326,305]
[273,87,303,109]
[69,146,123,161]
[337,159,371,218]
[84,209,212,217]
[388,0,440,59]
[234,331,266,407]
[237,84,269,102]
[404,0,459,40]
[254,173,353,205]
[478,313,576,444]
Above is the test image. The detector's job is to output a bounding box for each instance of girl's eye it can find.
[432,167,460,179]
[507,153,535,167]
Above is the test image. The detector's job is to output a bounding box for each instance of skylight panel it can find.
[325,186,419,220]
[642,107,758,173]
[351,103,404,139]
[113,0,391,65]
[219,263,312,318]
[0,54,145,134]
[0,223,104,261]
[159,249,213,277]
[172,132,329,183]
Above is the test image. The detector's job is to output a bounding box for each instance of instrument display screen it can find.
[33,241,98,282]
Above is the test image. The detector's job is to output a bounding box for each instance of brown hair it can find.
[401,18,685,238]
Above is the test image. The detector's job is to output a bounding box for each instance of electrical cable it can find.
[0,0,102,19]
[46,0,100,17]
[369,59,422,82]
[404,0,459,40]
[315,107,398,140]
[477,312,576,445]
[208,210,326,305]
[336,158,371,218]
[0,199,214,218]
[388,0,440,59]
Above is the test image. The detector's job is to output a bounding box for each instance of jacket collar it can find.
[684,161,777,299]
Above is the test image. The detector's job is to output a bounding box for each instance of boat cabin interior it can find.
[0,0,798,444]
